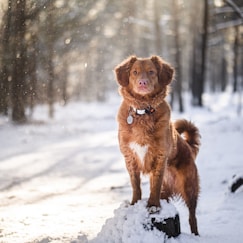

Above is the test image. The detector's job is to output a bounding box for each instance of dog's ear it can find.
[114,56,137,87]
[150,55,174,86]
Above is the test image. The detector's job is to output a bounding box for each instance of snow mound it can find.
[92,199,178,243]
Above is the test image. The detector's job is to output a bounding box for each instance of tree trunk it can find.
[61,58,68,105]
[237,45,243,116]
[191,32,199,105]
[191,0,208,107]
[221,57,227,92]
[153,0,163,55]
[46,2,55,118]
[123,0,136,56]
[0,0,12,115]
[28,34,38,116]
[11,0,27,122]
[198,0,208,107]
[233,25,239,93]
[172,0,184,112]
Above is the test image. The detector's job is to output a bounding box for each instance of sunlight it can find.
[55,0,64,8]
[214,0,224,7]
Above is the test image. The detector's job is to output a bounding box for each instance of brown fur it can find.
[114,55,201,235]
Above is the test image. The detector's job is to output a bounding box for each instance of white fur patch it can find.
[129,142,148,166]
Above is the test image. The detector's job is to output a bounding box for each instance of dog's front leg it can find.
[125,155,141,205]
[148,154,167,211]
[129,170,141,205]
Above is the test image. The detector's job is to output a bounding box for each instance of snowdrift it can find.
[92,199,180,243]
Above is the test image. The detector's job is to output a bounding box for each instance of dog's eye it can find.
[149,70,155,75]
[133,70,138,75]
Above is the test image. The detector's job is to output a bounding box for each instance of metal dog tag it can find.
[127,115,133,125]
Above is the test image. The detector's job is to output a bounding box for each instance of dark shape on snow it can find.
[145,214,181,238]
[230,176,243,193]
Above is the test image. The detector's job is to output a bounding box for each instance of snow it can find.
[0,91,243,243]
[91,199,178,243]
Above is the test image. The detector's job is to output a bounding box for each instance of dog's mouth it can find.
[138,86,149,92]
[136,85,153,95]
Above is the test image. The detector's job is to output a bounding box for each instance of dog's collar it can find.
[131,106,155,115]
[127,106,155,124]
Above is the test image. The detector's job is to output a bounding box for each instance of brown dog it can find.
[114,55,200,235]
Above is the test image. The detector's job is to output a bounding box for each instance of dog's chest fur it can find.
[126,116,158,171]
[129,142,148,167]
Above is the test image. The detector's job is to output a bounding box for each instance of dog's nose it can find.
[138,79,148,86]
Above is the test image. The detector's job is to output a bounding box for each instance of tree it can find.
[46,1,55,118]
[233,25,240,92]
[153,0,163,56]
[171,0,184,112]
[0,0,53,122]
[199,0,209,107]
[11,0,27,122]
[0,0,12,115]
[1,0,241,119]
[25,33,38,116]
[191,0,209,107]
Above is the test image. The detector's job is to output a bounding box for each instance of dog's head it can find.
[114,55,174,97]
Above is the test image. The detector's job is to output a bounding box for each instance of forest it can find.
[0,0,242,122]
[0,1,243,242]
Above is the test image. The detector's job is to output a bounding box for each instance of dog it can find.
[114,55,200,235]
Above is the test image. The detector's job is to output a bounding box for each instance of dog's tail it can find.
[174,119,201,158]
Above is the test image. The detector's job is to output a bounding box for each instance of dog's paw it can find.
[148,206,161,214]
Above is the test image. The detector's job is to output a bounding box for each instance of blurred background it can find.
[0,0,242,122]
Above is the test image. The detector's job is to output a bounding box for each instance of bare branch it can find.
[224,0,243,19]
[212,6,243,15]
[209,18,243,33]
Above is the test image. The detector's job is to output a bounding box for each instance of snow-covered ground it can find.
[0,91,242,243]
